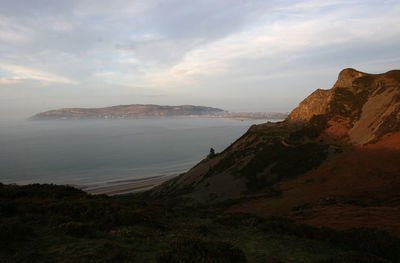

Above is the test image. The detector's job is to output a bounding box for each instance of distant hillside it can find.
[30,104,288,120]
[148,68,400,235]
[30,104,224,120]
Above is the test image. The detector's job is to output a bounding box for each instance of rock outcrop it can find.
[288,68,400,144]
[148,69,400,207]
[286,89,333,123]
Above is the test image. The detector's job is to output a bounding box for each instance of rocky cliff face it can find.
[286,89,333,123]
[149,69,400,207]
[288,68,400,144]
[285,67,371,123]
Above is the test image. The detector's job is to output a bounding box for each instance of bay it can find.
[0,118,268,187]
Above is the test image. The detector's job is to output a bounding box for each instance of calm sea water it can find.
[0,118,267,187]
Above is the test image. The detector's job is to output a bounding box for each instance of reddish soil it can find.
[228,132,400,236]
[323,115,351,139]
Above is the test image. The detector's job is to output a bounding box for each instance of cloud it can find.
[72,0,154,17]
[0,0,399,115]
[0,76,23,85]
[0,16,33,44]
[143,0,400,88]
[0,64,78,85]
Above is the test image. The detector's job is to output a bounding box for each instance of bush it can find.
[214,213,263,227]
[0,183,86,199]
[0,221,33,252]
[56,221,96,238]
[315,251,390,263]
[156,237,246,263]
[260,217,400,263]
[207,148,216,159]
[116,210,150,226]
[70,240,135,263]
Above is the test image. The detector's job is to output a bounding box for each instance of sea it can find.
[0,118,269,188]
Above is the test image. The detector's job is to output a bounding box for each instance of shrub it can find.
[56,221,96,238]
[70,240,135,263]
[214,213,263,227]
[260,217,400,263]
[207,148,216,159]
[0,183,86,199]
[315,251,390,263]
[0,221,33,252]
[156,237,246,263]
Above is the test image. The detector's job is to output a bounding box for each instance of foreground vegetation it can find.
[1,183,399,263]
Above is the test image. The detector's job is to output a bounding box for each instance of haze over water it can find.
[0,118,267,187]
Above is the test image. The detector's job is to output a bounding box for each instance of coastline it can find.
[80,174,178,196]
[1,117,267,195]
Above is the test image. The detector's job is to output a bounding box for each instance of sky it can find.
[0,0,400,119]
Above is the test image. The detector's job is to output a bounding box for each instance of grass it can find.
[1,183,399,262]
[240,141,328,191]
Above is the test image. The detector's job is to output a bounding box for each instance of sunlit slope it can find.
[150,69,400,235]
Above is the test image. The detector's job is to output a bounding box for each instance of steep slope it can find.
[229,132,400,234]
[288,68,400,144]
[149,68,400,210]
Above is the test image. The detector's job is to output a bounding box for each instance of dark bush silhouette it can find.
[0,221,33,252]
[56,221,96,238]
[156,237,246,263]
[314,251,391,263]
[207,148,216,158]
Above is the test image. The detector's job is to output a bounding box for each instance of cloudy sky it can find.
[1,0,399,119]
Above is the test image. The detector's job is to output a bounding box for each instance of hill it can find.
[30,104,288,120]
[148,68,400,235]
[30,104,224,120]
[3,68,400,262]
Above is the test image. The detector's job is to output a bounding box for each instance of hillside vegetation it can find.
[3,68,400,262]
[1,183,399,263]
[149,69,400,235]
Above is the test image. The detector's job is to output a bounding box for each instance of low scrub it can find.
[156,237,246,263]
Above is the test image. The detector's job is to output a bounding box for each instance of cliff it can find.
[287,68,400,144]
[148,68,400,234]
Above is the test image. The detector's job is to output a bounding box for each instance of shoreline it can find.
[80,174,178,196]
[29,115,287,122]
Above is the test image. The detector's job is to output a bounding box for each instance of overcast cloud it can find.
[1,0,399,119]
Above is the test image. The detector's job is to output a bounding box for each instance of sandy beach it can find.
[80,174,178,195]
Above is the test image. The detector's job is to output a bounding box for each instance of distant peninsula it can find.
[29,104,288,120]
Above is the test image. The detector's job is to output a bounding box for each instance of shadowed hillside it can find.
[2,183,400,263]
[148,68,400,235]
